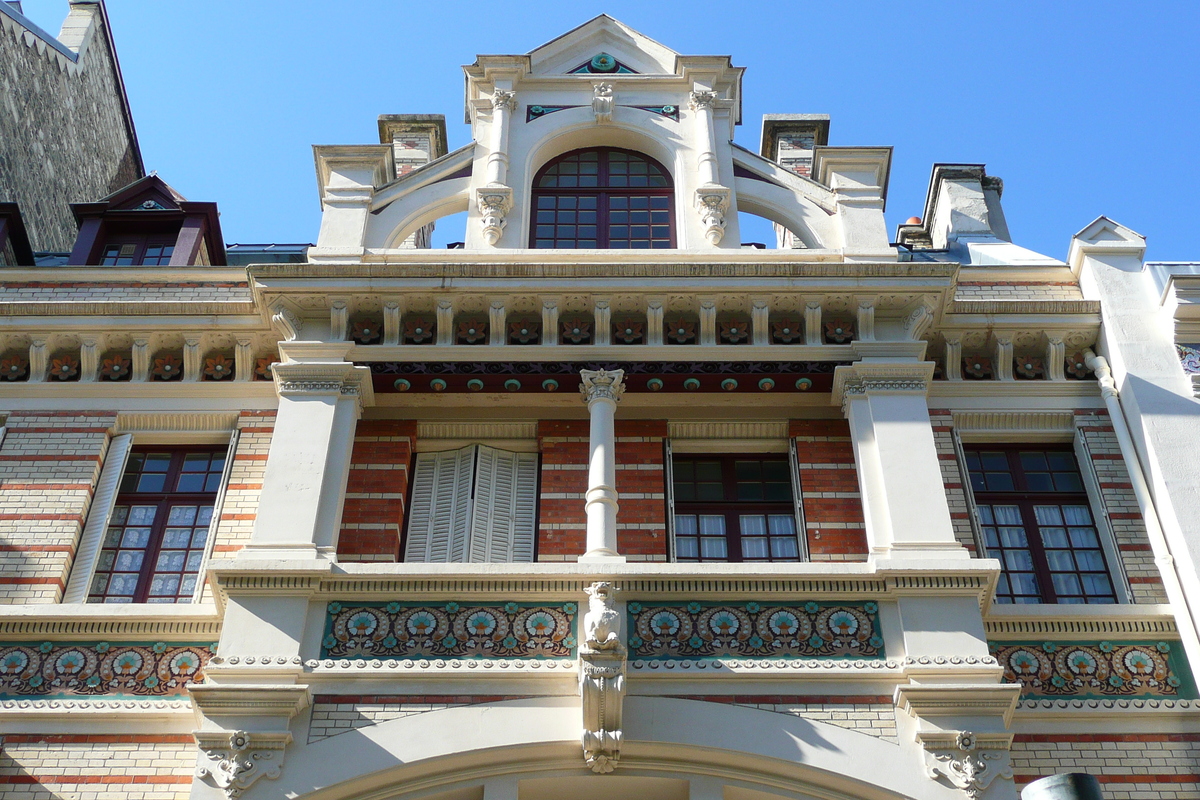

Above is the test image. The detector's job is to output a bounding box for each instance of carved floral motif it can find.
[627,601,884,660]
[1177,344,1200,375]
[924,731,1011,800]
[666,318,695,344]
[204,355,234,381]
[509,319,540,344]
[404,318,434,344]
[824,320,854,344]
[152,354,183,381]
[720,319,750,344]
[962,356,992,379]
[1014,356,1044,379]
[772,319,802,344]
[457,319,487,344]
[100,356,131,381]
[0,641,215,698]
[196,730,286,799]
[351,319,382,345]
[48,356,79,381]
[0,356,28,381]
[322,602,578,660]
[561,319,591,344]
[254,358,274,380]
[991,640,1194,698]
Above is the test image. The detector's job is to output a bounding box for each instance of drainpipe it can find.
[1084,348,1200,670]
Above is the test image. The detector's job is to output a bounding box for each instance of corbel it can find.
[646,300,664,346]
[580,581,626,773]
[131,338,150,382]
[194,729,292,800]
[28,339,47,382]
[183,336,202,382]
[489,301,507,346]
[699,300,717,346]
[804,300,823,345]
[435,300,454,346]
[751,300,769,346]
[856,298,877,342]
[541,300,560,346]
[593,300,612,346]
[993,337,1014,381]
[79,337,99,382]
[329,300,349,342]
[1045,336,1066,381]
[234,339,254,382]
[382,300,402,346]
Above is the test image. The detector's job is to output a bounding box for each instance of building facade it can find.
[1,15,1199,800]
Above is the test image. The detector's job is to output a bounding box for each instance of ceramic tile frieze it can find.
[1176,344,1200,374]
[990,640,1197,699]
[0,641,215,698]
[627,601,884,660]
[321,602,578,660]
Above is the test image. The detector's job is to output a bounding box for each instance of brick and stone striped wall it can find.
[0,411,113,603]
[1012,733,1200,800]
[674,695,896,740]
[790,419,868,561]
[211,411,274,555]
[308,694,535,742]
[337,419,415,562]
[929,409,980,554]
[537,420,588,561]
[0,734,195,799]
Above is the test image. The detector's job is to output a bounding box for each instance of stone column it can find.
[832,345,966,560]
[689,88,730,245]
[242,342,373,560]
[579,369,626,562]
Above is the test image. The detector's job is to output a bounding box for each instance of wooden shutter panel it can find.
[404,446,475,563]
[469,446,539,563]
[63,433,133,603]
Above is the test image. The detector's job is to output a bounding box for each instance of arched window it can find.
[531,147,674,248]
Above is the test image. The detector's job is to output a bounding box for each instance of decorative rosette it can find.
[203,355,233,381]
[962,356,992,379]
[561,319,591,344]
[152,354,182,381]
[254,358,274,380]
[612,319,643,344]
[772,319,802,344]
[1065,351,1091,378]
[100,356,131,381]
[0,356,28,381]
[824,320,854,343]
[1014,356,1044,379]
[457,319,487,344]
[508,320,539,344]
[404,318,433,344]
[49,356,79,381]
[720,320,749,344]
[351,319,382,344]
[665,318,695,344]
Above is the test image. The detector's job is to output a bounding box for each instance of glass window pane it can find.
[1034,506,1064,525]
[739,515,767,536]
[676,537,698,559]
[699,515,725,536]
[741,538,768,559]
[767,515,796,536]
[1052,573,1082,596]
[700,537,728,559]
[137,474,166,492]
[1063,505,1093,525]
[770,536,799,559]
[675,515,697,535]
[1045,550,1076,572]
[1040,527,1069,548]
[993,506,1023,525]
[168,506,198,525]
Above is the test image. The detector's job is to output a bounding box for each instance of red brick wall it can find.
[537,420,588,561]
[536,419,669,561]
[790,419,868,560]
[337,420,415,562]
[616,420,668,561]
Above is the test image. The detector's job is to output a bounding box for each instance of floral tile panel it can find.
[322,602,578,660]
[991,640,1197,699]
[628,601,884,660]
[0,641,215,698]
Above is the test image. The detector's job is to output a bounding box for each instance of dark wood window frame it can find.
[89,446,225,603]
[672,455,801,563]
[965,445,1118,604]
[530,147,676,249]
[99,234,178,266]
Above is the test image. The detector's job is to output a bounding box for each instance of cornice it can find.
[950,410,1076,437]
[928,382,1100,399]
[948,300,1099,315]
[418,421,538,440]
[895,683,1021,726]
[115,411,240,435]
[0,605,222,639]
[189,684,311,718]
[0,302,259,317]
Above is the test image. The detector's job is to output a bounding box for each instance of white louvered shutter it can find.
[404,446,475,563]
[468,446,539,563]
[63,433,133,603]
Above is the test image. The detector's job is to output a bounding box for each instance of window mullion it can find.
[1021,498,1058,603]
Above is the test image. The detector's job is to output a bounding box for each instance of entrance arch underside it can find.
[278,697,960,800]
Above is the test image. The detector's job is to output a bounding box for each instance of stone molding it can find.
[985,610,1177,639]
[895,684,1021,727]
[950,410,1075,436]
[188,684,311,718]
[831,360,935,410]
[417,421,537,440]
[271,360,375,408]
[0,611,222,639]
[668,420,789,440]
[114,411,239,435]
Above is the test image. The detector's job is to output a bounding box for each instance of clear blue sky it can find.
[21,0,1200,261]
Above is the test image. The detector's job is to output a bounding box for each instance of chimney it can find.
[760,114,830,178]
[377,114,449,177]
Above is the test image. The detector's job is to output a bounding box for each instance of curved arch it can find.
[734,176,836,250]
[367,177,471,249]
[274,697,960,800]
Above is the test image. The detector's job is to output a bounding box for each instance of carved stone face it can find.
[589,581,614,600]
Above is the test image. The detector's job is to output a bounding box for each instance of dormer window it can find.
[531,147,674,249]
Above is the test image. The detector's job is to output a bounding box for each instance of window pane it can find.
[741,537,768,559]
[740,515,767,536]
[699,515,725,536]
[700,536,728,559]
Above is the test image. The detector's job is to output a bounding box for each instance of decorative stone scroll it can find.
[0,641,215,698]
[195,729,291,799]
[475,185,513,245]
[695,186,730,245]
[990,640,1196,698]
[322,602,578,660]
[627,601,884,660]
[919,731,1012,800]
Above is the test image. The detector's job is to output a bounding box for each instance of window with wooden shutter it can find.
[404,445,539,563]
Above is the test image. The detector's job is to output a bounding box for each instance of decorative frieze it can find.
[321,602,579,660]
[0,641,215,698]
[626,601,884,660]
[990,640,1196,698]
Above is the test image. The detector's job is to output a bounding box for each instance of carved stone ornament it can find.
[592,82,614,123]
[579,369,625,406]
[694,186,731,245]
[269,303,301,341]
[580,582,627,773]
[195,730,291,799]
[920,731,1013,800]
[688,89,718,110]
[475,185,513,246]
[491,88,516,112]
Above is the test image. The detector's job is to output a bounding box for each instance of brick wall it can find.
[1012,733,1200,800]
[337,420,415,562]
[211,411,274,556]
[0,411,113,603]
[1076,410,1166,603]
[308,694,532,742]
[536,420,669,562]
[676,695,895,741]
[790,420,868,561]
[0,734,195,799]
[537,420,588,561]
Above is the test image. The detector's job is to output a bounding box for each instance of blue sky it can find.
[20,1,1200,261]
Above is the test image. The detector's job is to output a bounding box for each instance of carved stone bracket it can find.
[491,89,516,112]
[269,302,301,341]
[688,90,718,110]
[475,185,513,246]
[194,730,292,799]
[694,186,731,245]
[592,82,614,123]
[917,731,1014,800]
[579,581,627,773]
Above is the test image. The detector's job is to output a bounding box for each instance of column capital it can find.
[579,369,625,407]
[271,347,374,411]
[831,360,935,414]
